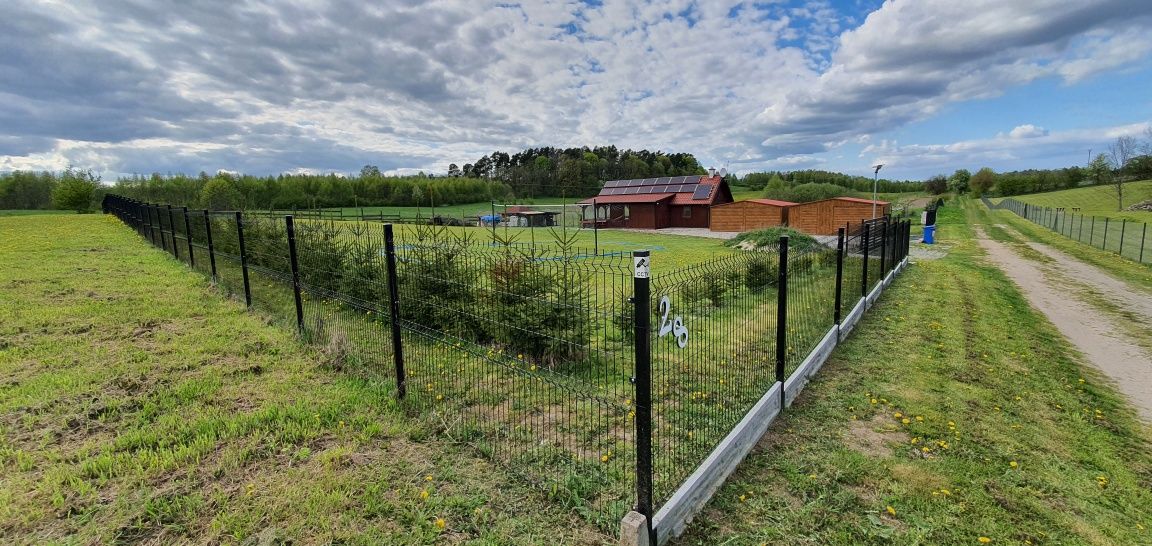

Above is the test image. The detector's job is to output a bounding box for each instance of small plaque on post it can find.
[634,256,650,279]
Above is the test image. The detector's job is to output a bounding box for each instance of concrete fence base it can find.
[624,256,912,545]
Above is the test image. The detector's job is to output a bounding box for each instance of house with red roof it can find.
[577,174,734,229]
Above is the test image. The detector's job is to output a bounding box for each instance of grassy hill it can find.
[997,180,1152,222]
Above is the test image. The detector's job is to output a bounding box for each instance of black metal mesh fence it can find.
[102,195,912,537]
[986,197,1151,264]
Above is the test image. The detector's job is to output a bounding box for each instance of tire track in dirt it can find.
[974,227,1152,421]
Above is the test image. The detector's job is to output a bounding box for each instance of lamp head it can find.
[873,164,884,174]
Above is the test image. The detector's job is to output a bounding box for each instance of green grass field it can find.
[672,202,1152,545]
[0,215,612,544]
[995,180,1152,222]
[0,209,70,217]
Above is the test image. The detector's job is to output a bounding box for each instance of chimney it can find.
[708,167,717,178]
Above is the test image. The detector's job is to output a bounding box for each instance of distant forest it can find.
[5,142,1145,211]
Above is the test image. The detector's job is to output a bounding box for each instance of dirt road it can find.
[975,227,1152,421]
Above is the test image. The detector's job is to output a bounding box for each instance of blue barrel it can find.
[923,225,936,244]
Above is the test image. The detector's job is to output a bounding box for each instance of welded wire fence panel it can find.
[648,251,782,507]
[384,223,637,529]
[986,198,1151,265]
[239,215,297,323]
[841,226,866,304]
[784,244,839,372]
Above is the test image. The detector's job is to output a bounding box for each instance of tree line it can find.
[941,131,1152,210]
[451,146,707,198]
[0,169,104,212]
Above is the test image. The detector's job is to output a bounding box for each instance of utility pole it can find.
[872,164,884,219]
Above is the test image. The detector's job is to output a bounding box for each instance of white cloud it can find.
[0,0,1150,180]
[1007,125,1049,139]
[863,121,1151,173]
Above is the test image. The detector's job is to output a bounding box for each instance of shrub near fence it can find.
[102,195,912,544]
[984,197,1151,264]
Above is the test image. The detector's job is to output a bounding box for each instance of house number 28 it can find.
[657,296,689,348]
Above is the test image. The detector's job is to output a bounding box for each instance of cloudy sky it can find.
[3,0,1152,181]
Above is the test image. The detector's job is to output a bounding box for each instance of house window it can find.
[682,207,692,218]
[598,205,609,220]
[582,206,594,221]
[623,206,630,219]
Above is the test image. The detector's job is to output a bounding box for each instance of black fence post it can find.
[383,224,407,399]
[1103,217,1110,250]
[878,219,888,277]
[285,216,305,334]
[775,236,789,407]
[834,227,845,325]
[203,210,217,281]
[166,205,179,259]
[1079,215,1085,242]
[1090,217,1095,246]
[631,250,654,543]
[1120,220,1127,256]
[235,211,253,308]
[144,204,155,246]
[861,224,871,299]
[182,206,195,268]
[1141,223,1148,263]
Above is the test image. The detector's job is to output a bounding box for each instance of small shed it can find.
[506,210,558,227]
[709,199,796,232]
[787,197,890,235]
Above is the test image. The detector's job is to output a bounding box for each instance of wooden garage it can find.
[709,199,796,232]
[787,197,890,235]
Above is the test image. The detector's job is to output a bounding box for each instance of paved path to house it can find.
[975,227,1152,421]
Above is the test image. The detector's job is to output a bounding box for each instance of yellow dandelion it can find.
[901,418,910,425]
[893,412,903,418]
[886,505,896,516]
[420,489,430,500]
[1009,461,1018,469]
[601,454,610,463]
[425,475,433,482]
[435,517,446,529]
[915,416,924,422]
[978,538,991,544]
[738,494,747,502]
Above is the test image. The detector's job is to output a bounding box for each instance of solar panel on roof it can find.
[679,184,697,193]
[657,177,671,185]
[691,185,713,200]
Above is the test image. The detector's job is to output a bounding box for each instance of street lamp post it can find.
[872,164,884,219]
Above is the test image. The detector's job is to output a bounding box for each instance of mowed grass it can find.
[0,215,611,544]
[995,180,1152,221]
[671,203,1152,545]
[0,210,70,217]
[339,221,737,270]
